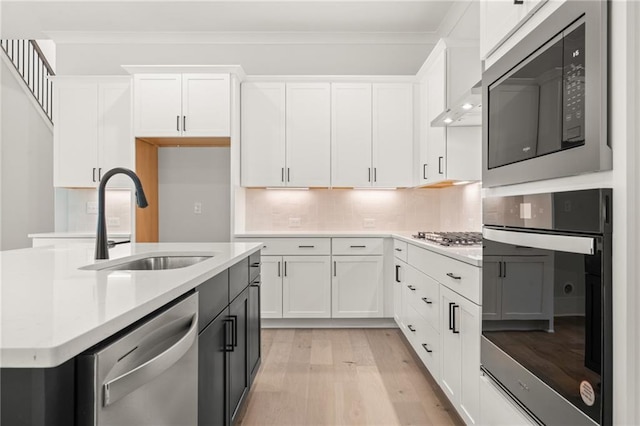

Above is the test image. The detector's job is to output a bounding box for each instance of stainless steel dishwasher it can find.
[77,292,198,426]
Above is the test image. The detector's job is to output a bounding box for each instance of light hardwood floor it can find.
[236,328,462,426]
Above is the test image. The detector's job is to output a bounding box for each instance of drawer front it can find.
[414,322,440,381]
[406,267,440,331]
[331,238,384,255]
[237,238,331,255]
[249,251,261,282]
[197,270,229,332]
[229,257,249,301]
[393,239,408,262]
[408,244,481,304]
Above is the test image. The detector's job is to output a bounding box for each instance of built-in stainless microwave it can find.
[482,1,609,187]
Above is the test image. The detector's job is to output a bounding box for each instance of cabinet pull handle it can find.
[407,285,416,291]
[92,168,97,182]
[423,164,428,180]
[438,156,444,174]
[230,315,238,347]
[446,272,461,280]
[448,302,455,331]
[395,248,402,252]
[277,261,281,277]
[183,115,186,132]
[422,343,433,353]
[251,262,261,267]
[499,261,503,278]
[298,245,315,248]
[284,261,287,277]
[98,168,102,181]
[395,265,401,283]
[281,168,285,183]
[514,0,524,4]
[503,262,507,278]
[422,297,432,305]
[452,305,460,334]
[223,318,234,352]
[287,168,290,182]
[374,168,377,182]
[368,168,371,182]
[350,245,366,248]
[408,325,416,332]
[176,115,180,131]
[333,261,337,277]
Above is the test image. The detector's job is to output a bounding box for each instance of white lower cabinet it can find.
[282,256,331,318]
[260,256,284,318]
[332,255,384,318]
[440,285,481,425]
[480,374,535,425]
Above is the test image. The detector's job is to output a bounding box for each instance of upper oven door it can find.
[482,0,609,187]
[482,227,605,424]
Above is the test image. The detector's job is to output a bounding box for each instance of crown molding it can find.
[45,30,440,45]
[121,64,247,79]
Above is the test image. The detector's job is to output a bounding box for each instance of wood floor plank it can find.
[237,328,461,426]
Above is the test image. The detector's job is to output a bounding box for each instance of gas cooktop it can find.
[412,231,482,247]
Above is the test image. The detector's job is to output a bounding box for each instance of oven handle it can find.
[483,228,595,255]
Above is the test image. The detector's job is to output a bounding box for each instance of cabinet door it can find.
[480,0,523,58]
[282,256,331,318]
[332,256,384,318]
[53,81,98,188]
[198,308,229,426]
[248,279,261,383]
[285,83,331,187]
[260,256,283,318]
[98,81,133,188]
[372,83,413,187]
[393,260,407,328]
[458,291,481,425]
[331,83,373,187]
[424,47,447,183]
[482,256,502,321]
[501,256,552,321]
[229,288,249,423]
[241,82,286,187]
[182,74,230,137]
[133,74,182,137]
[440,286,462,405]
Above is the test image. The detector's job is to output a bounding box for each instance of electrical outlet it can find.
[289,217,301,227]
[363,218,375,228]
[194,202,202,214]
[107,217,121,227]
[86,201,98,214]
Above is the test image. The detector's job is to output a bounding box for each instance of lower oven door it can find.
[481,227,610,426]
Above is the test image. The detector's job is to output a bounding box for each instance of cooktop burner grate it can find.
[412,231,482,247]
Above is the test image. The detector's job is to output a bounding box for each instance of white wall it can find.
[158,147,230,242]
[56,43,433,76]
[0,59,54,250]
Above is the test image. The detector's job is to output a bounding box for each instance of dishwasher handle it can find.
[103,312,198,407]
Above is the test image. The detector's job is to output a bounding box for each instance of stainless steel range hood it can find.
[431,80,482,127]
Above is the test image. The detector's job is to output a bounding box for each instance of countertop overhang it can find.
[0,242,262,368]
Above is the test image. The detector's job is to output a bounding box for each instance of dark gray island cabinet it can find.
[0,250,262,426]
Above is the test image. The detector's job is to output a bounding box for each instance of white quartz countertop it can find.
[0,242,261,368]
[28,232,131,239]
[235,231,482,266]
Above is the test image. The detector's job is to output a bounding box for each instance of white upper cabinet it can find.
[331,83,373,188]
[285,83,331,187]
[54,77,133,188]
[134,73,230,137]
[241,82,286,187]
[372,83,414,188]
[418,40,481,186]
[480,0,548,59]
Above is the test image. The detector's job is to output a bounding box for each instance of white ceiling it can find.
[1,1,459,42]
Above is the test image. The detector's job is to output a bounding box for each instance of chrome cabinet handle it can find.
[446,272,461,280]
[408,325,416,332]
[422,297,432,305]
[103,313,198,407]
[422,343,433,353]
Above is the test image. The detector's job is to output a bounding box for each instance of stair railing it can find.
[1,40,55,123]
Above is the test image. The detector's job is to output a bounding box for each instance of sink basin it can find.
[90,255,213,271]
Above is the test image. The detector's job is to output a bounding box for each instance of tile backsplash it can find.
[244,183,481,232]
[55,188,132,233]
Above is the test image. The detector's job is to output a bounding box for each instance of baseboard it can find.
[261,317,397,329]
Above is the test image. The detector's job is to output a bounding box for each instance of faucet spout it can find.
[95,167,148,260]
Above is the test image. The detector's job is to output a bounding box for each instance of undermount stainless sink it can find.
[89,255,213,271]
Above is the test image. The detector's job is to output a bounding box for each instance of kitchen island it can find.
[0,241,262,425]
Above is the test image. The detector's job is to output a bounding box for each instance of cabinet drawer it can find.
[414,322,440,381]
[229,257,249,301]
[393,239,408,262]
[408,244,481,304]
[197,270,229,332]
[332,238,383,255]
[237,238,330,255]
[406,266,440,331]
[249,251,261,282]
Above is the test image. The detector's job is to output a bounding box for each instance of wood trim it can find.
[137,136,230,147]
[135,139,159,242]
